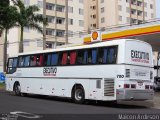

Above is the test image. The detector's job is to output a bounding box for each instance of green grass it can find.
[0,83,5,89]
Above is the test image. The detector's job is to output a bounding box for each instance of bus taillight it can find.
[124,84,130,88]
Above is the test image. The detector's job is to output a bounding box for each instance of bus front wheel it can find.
[14,83,21,96]
[72,85,85,104]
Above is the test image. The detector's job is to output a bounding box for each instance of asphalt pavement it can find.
[0,90,160,120]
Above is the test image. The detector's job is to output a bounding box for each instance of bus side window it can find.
[36,55,43,66]
[61,52,68,65]
[87,50,92,64]
[103,48,108,64]
[77,50,84,65]
[19,57,24,67]
[13,58,18,67]
[7,58,17,74]
[30,55,37,66]
[24,56,30,67]
[84,50,88,64]
[70,51,77,65]
[98,48,104,64]
[44,54,51,66]
[51,53,58,65]
[107,47,117,64]
[92,49,97,64]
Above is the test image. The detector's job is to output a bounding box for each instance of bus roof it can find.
[11,39,151,57]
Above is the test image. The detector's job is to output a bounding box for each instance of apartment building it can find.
[7,0,85,56]
[85,0,156,30]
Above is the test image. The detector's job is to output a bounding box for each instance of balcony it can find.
[46,10,56,16]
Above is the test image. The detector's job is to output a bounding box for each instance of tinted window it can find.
[102,46,117,64]
[30,55,37,66]
[13,58,18,67]
[44,54,51,66]
[19,57,25,67]
[51,53,58,65]
[24,56,30,67]
[61,52,68,65]
[36,54,43,66]
[77,50,85,65]
[70,51,77,65]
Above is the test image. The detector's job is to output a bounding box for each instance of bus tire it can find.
[14,82,21,96]
[72,85,85,104]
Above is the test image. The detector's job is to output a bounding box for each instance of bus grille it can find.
[104,79,114,96]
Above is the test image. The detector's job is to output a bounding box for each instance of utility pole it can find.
[54,0,57,49]
[43,0,46,50]
[65,0,68,45]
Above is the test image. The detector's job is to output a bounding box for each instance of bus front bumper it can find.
[116,89,154,101]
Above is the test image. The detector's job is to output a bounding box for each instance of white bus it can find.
[5,39,154,103]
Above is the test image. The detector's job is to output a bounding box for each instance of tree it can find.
[0,2,18,72]
[12,0,47,53]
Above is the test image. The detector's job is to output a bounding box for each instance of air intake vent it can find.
[104,79,114,96]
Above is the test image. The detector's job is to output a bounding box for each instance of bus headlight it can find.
[126,69,130,78]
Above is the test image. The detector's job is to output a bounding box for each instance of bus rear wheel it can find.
[14,83,21,96]
[72,86,85,104]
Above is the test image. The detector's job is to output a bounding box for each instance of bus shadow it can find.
[8,92,151,109]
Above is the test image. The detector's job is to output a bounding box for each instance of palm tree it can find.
[12,0,47,53]
[0,4,18,72]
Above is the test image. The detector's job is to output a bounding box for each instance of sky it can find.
[156,0,160,18]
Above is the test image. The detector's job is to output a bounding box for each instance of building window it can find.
[37,0,43,8]
[46,28,54,36]
[79,0,83,3]
[23,39,30,46]
[68,18,73,25]
[56,30,65,37]
[93,24,96,28]
[131,9,136,15]
[137,1,142,7]
[46,3,54,10]
[138,20,143,24]
[131,0,136,5]
[56,5,65,12]
[56,17,65,24]
[37,39,43,47]
[46,42,53,48]
[91,6,96,10]
[150,4,153,9]
[137,10,142,16]
[91,14,96,19]
[119,16,122,21]
[131,18,137,24]
[79,20,84,27]
[101,17,105,23]
[101,0,104,3]
[68,6,73,13]
[101,7,104,13]
[118,5,122,11]
[79,8,84,15]
[144,2,147,7]
[47,16,54,23]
